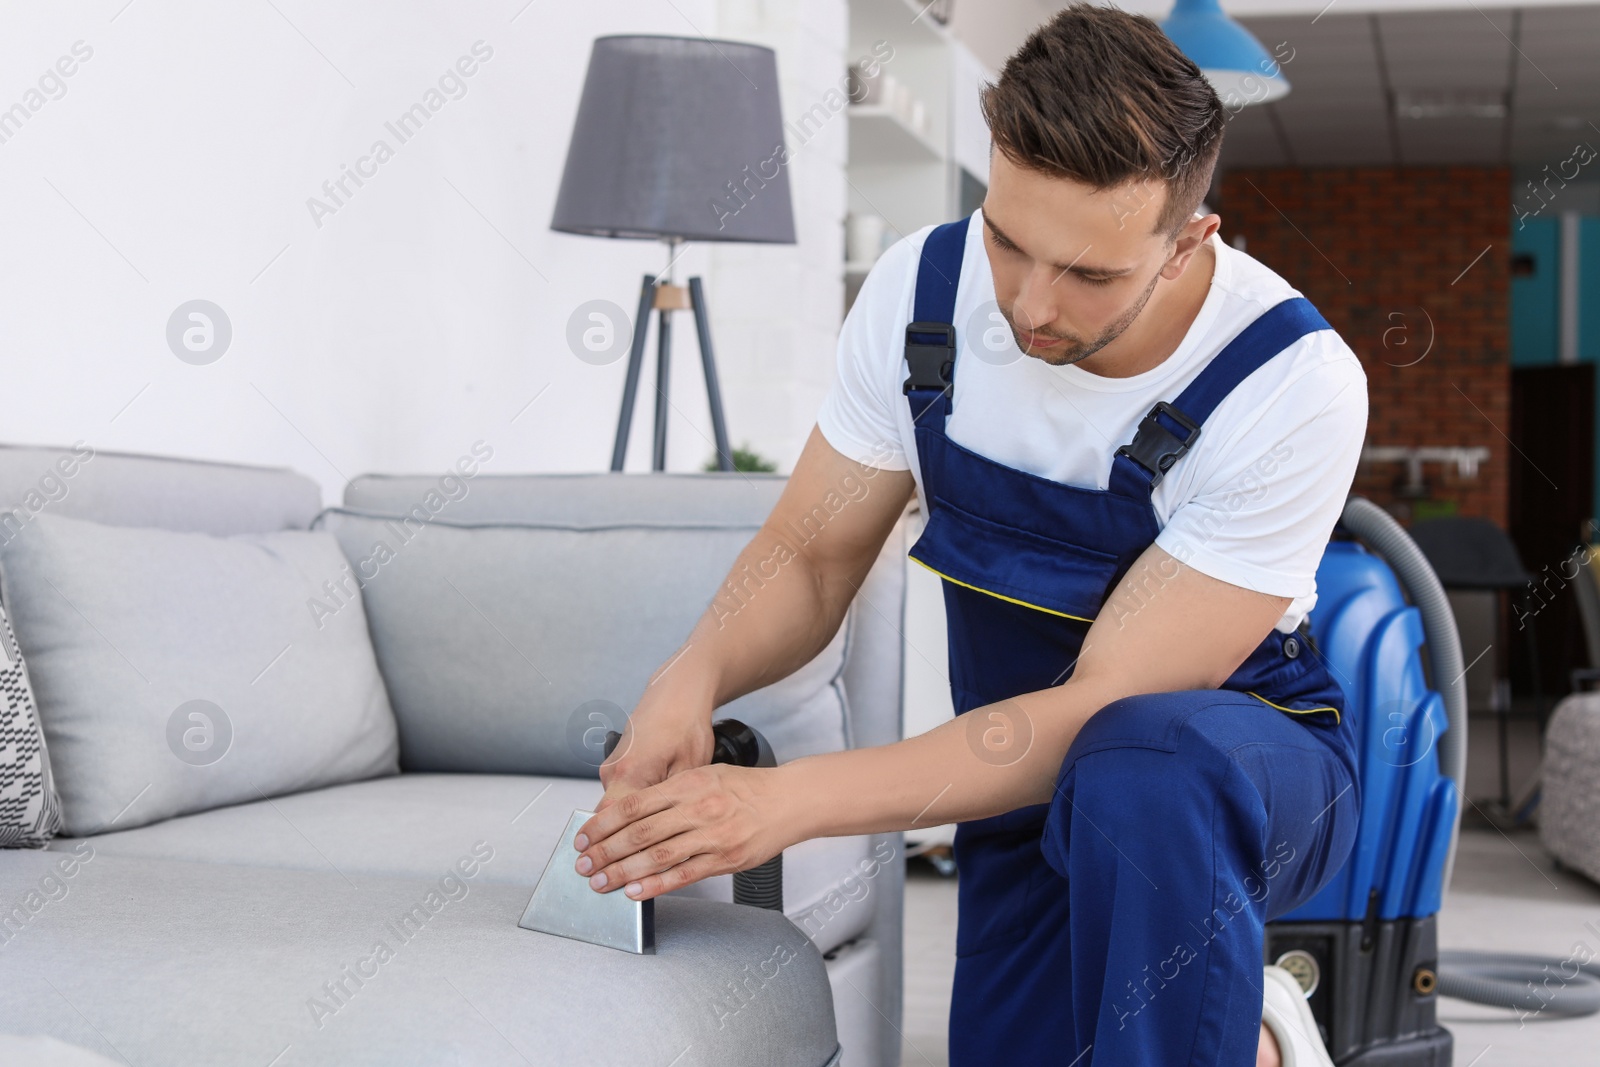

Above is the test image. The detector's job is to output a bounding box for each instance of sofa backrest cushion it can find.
[0,442,322,538]
[0,513,399,836]
[343,471,787,526]
[317,508,850,776]
[341,471,907,756]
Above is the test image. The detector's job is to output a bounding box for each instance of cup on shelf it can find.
[880,74,902,115]
[891,81,915,125]
[846,213,888,266]
[847,64,882,106]
[908,99,928,136]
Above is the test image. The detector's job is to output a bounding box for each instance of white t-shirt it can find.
[817,210,1369,633]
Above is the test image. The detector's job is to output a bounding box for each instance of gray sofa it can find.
[0,443,908,1067]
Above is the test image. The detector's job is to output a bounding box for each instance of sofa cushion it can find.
[0,849,840,1067]
[0,1034,121,1066]
[0,441,322,537]
[0,594,61,846]
[344,470,787,525]
[341,471,911,773]
[52,772,885,956]
[316,509,850,775]
[0,513,399,835]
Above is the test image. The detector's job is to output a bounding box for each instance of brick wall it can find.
[1217,167,1511,526]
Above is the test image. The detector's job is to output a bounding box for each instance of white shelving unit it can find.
[843,1,998,855]
[844,0,995,310]
[847,104,943,164]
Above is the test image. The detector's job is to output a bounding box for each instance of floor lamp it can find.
[550,35,796,472]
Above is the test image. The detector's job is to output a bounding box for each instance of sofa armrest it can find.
[840,512,909,750]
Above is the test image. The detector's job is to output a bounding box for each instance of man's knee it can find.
[1055,692,1261,835]
[1067,689,1247,763]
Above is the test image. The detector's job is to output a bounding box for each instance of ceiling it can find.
[1213,4,1600,169]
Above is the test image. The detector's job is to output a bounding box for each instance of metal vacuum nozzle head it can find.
[516,718,778,954]
[517,809,655,954]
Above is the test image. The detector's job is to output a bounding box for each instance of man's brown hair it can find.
[980,2,1226,239]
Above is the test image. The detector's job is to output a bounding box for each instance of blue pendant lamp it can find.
[1160,0,1290,105]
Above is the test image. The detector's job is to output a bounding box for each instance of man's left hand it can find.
[572,764,795,902]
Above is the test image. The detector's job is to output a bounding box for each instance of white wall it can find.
[0,0,847,503]
[948,0,1053,73]
[713,1,850,474]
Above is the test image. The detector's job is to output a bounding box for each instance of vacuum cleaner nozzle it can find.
[516,718,780,954]
[517,809,655,954]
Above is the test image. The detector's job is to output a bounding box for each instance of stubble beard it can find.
[1002,269,1163,368]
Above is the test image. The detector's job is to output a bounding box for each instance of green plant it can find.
[704,443,778,473]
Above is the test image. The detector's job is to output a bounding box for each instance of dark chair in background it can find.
[1409,517,1543,812]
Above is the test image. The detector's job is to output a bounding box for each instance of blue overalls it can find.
[903,217,1361,1066]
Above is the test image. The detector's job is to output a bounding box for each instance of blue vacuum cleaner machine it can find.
[1265,497,1600,1065]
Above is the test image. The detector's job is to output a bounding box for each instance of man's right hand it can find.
[595,679,717,811]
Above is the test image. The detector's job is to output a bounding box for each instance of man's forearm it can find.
[770,546,1292,841]
[776,674,1126,841]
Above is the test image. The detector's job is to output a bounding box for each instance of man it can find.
[572,5,1364,1065]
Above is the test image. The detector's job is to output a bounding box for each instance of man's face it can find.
[980,152,1202,367]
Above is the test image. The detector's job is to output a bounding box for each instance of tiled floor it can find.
[897,714,1600,1066]
[1439,827,1600,1065]
[898,861,959,1067]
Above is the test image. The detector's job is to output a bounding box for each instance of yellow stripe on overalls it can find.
[1247,691,1341,724]
[914,557,1342,724]
[910,556,1095,623]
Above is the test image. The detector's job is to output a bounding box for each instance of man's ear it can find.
[1159,212,1221,279]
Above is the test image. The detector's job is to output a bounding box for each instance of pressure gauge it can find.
[1274,949,1321,997]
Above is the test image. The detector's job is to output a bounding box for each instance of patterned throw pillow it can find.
[0,593,60,848]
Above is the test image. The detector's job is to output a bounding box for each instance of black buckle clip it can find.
[903,322,956,395]
[1116,401,1201,487]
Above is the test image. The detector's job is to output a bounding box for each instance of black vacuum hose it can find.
[710,719,785,912]
[1341,499,1600,1019]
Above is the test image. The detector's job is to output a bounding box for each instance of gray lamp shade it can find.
[551,35,796,244]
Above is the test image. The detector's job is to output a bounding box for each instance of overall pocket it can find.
[910,499,1122,622]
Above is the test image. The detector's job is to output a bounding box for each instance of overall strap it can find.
[904,217,971,425]
[1109,296,1331,497]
